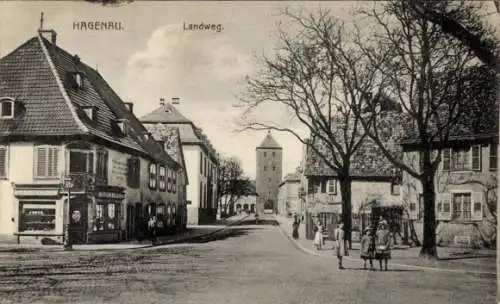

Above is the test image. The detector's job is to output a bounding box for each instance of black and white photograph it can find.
[0,1,498,303]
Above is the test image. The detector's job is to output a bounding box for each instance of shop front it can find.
[13,183,63,244]
[88,186,125,243]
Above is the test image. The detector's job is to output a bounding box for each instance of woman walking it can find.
[334,222,347,270]
[292,220,299,240]
[374,220,392,271]
[313,220,323,250]
[360,227,375,270]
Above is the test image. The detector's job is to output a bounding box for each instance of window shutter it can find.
[472,192,483,221]
[103,151,109,180]
[437,193,452,221]
[134,158,140,188]
[471,145,481,171]
[88,152,94,175]
[0,146,7,177]
[127,158,133,187]
[48,147,58,177]
[36,146,47,177]
[442,148,451,171]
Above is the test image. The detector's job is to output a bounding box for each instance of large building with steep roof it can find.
[255,131,282,214]
[0,28,187,244]
[141,101,218,225]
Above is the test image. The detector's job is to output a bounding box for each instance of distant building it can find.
[141,102,218,225]
[0,29,186,244]
[255,131,282,214]
[220,180,258,214]
[302,136,403,241]
[277,170,301,217]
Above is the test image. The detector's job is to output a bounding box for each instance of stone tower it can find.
[255,131,282,214]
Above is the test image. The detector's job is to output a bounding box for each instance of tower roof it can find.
[140,103,192,124]
[257,131,282,150]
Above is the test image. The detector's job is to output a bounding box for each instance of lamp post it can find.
[63,176,74,250]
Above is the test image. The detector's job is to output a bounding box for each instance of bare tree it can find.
[217,155,253,217]
[238,9,384,247]
[347,1,489,259]
[407,0,499,71]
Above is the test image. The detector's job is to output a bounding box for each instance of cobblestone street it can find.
[0,219,495,304]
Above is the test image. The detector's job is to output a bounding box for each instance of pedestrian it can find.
[148,215,158,245]
[292,217,299,239]
[313,220,323,250]
[360,227,375,270]
[334,222,347,269]
[374,220,392,271]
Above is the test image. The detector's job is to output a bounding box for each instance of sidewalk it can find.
[275,215,496,275]
[0,214,248,252]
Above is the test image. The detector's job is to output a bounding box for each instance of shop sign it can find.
[96,191,125,200]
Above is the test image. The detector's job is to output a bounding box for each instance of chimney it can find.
[171,97,180,105]
[38,29,57,45]
[73,54,80,65]
[124,102,134,113]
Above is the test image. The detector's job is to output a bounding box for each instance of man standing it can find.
[148,215,158,245]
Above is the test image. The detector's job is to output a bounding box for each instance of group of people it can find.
[312,218,392,270]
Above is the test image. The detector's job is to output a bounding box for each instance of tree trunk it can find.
[339,174,353,250]
[419,174,438,259]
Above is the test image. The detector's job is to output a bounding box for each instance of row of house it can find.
[0,27,219,244]
[278,99,497,248]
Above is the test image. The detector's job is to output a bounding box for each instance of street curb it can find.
[275,219,496,276]
[0,215,251,253]
[137,214,252,250]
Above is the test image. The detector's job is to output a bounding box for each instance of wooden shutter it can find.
[36,146,47,177]
[127,158,133,187]
[0,146,7,177]
[472,192,483,221]
[436,193,452,221]
[134,158,140,188]
[87,152,94,175]
[47,147,58,177]
[471,145,481,171]
[442,148,451,171]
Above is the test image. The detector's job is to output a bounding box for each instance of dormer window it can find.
[66,72,84,89]
[156,140,165,149]
[114,119,128,136]
[82,106,97,121]
[0,98,14,119]
[74,73,83,88]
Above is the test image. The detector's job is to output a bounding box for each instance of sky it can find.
[0,1,498,179]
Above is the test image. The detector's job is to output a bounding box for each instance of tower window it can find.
[273,165,276,171]
[264,152,267,157]
[264,166,266,171]
[272,152,275,156]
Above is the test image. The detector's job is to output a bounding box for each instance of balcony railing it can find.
[61,173,95,193]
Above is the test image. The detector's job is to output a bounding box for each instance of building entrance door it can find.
[68,195,88,244]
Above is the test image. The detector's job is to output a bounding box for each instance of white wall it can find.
[183,145,201,224]
[0,142,66,240]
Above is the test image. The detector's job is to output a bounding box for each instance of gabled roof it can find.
[304,113,402,178]
[0,37,83,136]
[145,124,189,184]
[141,104,218,162]
[141,103,191,124]
[0,32,178,167]
[257,131,282,149]
[304,137,400,178]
